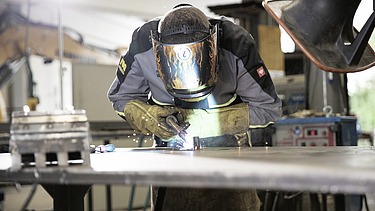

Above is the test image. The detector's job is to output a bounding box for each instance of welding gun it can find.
[166,115,190,141]
[166,115,200,150]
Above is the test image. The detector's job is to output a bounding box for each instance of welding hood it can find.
[151,25,219,101]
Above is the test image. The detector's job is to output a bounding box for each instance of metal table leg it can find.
[42,184,91,211]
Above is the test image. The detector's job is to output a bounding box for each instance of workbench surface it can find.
[1,146,375,194]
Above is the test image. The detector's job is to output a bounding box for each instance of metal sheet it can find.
[1,146,375,194]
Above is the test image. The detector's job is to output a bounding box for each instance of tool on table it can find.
[166,115,200,150]
[90,144,115,153]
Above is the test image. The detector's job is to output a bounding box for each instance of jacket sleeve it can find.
[220,18,282,128]
[107,55,150,117]
[236,59,282,128]
[107,21,158,117]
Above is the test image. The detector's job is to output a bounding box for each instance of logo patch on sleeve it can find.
[118,58,126,75]
[257,66,266,78]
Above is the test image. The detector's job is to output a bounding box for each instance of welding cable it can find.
[283,191,303,199]
[128,134,145,211]
[19,182,38,211]
[363,194,370,211]
[143,187,151,211]
[271,191,280,211]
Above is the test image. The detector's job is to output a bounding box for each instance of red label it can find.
[257,66,265,78]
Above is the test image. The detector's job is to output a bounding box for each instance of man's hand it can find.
[124,100,185,139]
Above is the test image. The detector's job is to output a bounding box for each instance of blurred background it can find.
[0,0,374,210]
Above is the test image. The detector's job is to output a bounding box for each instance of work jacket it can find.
[108,16,282,133]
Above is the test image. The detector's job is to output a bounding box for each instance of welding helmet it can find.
[151,22,219,102]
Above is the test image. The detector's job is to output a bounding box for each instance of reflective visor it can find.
[152,25,218,101]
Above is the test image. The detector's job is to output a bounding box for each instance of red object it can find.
[257,66,266,78]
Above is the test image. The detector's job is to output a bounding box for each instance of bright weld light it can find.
[181,134,195,150]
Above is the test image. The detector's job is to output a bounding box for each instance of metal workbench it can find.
[1,146,375,210]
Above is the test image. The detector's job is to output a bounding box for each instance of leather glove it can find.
[124,100,186,139]
[181,102,250,138]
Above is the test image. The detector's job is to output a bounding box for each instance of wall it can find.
[72,62,121,121]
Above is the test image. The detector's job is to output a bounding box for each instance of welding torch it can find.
[166,115,189,141]
[166,115,200,150]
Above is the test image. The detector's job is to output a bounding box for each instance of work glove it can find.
[124,100,186,139]
[178,102,251,146]
[179,102,250,137]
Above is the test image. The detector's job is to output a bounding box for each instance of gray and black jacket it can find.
[107,16,282,128]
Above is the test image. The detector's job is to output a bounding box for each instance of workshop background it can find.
[0,0,374,210]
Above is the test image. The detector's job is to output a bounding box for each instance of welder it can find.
[108,4,281,210]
